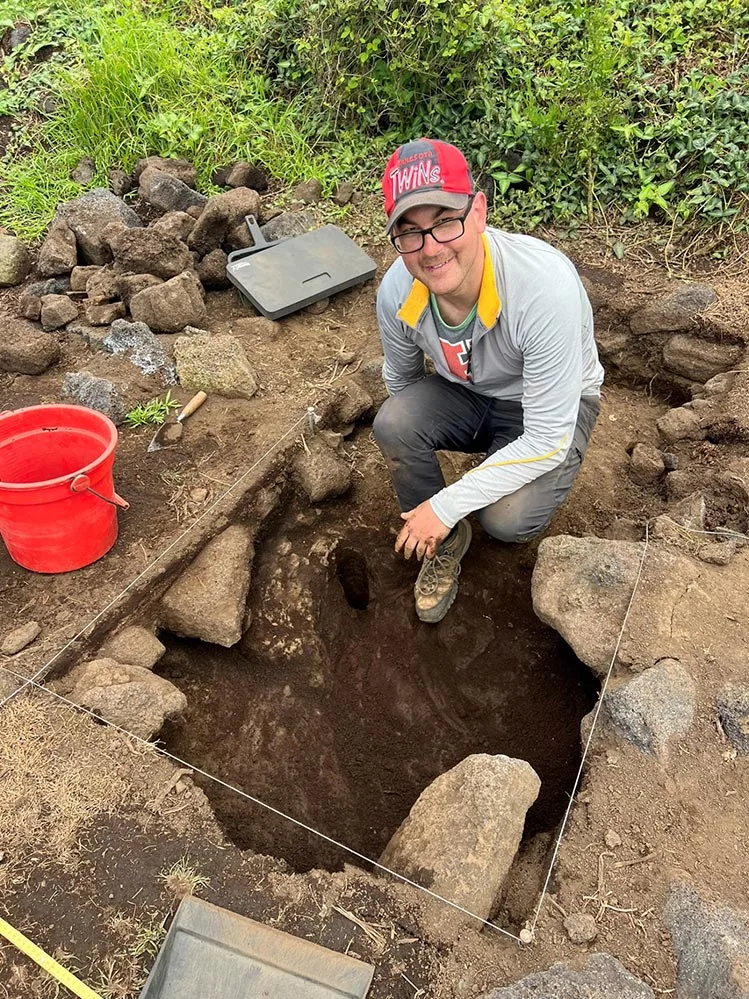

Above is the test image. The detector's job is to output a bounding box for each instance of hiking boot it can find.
[414,519,472,623]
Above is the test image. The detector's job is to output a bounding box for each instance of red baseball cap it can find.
[382,138,475,234]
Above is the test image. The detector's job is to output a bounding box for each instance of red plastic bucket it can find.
[0,404,129,573]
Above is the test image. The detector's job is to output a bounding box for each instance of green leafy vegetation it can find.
[125,391,181,428]
[1,0,747,237]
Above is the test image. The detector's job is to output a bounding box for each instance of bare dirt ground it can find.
[1,227,748,997]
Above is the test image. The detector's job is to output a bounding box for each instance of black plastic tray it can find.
[139,897,374,999]
[226,216,377,319]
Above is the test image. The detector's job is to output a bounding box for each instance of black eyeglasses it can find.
[391,196,476,254]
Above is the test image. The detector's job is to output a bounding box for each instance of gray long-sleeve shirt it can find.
[375,227,604,528]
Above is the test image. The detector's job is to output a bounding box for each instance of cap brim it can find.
[385,191,471,234]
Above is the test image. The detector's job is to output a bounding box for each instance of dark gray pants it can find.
[373,375,600,542]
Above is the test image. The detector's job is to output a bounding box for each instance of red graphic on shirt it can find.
[439,337,472,381]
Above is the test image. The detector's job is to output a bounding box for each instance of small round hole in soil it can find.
[333,544,370,610]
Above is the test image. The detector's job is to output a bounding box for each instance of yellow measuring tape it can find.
[0,916,103,999]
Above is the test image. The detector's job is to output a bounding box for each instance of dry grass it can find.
[159,857,210,900]
[0,696,133,862]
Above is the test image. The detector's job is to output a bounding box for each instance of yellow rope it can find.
[0,916,103,999]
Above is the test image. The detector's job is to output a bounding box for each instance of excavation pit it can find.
[157,472,599,876]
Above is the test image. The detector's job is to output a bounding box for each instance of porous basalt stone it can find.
[138,166,207,214]
[0,320,61,374]
[293,437,352,503]
[160,526,255,647]
[592,659,697,761]
[478,953,655,999]
[0,235,32,286]
[664,882,749,999]
[174,332,258,399]
[110,227,193,280]
[381,753,540,942]
[40,294,78,330]
[99,626,165,670]
[186,188,262,256]
[628,443,665,485]
[656,406,706,444]
[716,683,749,753]
[56,188,142,265]
[225,162,269,191]
[1,621,41,655]
[151,211,196,242]
[37,221,78,276]
[64,658,186,740]
[133,156,197,187]
[129,270,206,333]
[293,178,322,203]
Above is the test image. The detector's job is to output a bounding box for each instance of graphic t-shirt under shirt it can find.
[430,293,478,382]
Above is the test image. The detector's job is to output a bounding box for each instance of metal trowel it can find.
[147,391,207,452]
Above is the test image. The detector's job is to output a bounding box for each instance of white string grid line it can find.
[529,524,651,935]
[1,467,741,942]
[0,663,522,943]
[0,411,311,712]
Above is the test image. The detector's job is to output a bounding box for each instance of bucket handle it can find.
[70,474,129,510]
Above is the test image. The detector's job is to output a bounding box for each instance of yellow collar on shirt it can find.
[396,233,502,330]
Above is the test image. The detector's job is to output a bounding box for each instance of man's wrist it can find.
[428,493,458,531]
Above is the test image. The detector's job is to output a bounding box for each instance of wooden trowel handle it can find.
[177,391,208,422]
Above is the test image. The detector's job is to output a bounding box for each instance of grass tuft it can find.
[159,856,210,899]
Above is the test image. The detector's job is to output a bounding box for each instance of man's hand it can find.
[396,501,450,560]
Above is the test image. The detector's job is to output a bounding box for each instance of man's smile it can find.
[423,258,452,273]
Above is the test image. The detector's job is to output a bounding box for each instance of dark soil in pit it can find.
[158,471,599,876]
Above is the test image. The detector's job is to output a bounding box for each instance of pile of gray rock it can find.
[0,157,361,422]
[8,157,284,332]
[581,268,743,391]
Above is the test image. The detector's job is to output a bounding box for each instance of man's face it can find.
[392,192,487,298]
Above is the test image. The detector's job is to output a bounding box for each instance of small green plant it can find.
[159,856,210,899]
[124,391,180,429]
[129,912,167,959]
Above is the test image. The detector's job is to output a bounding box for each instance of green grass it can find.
[1,0,748,238]
[0,1,338,237]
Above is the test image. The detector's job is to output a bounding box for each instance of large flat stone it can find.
[589,659,696,762]
[532,536,702,674]
[380,753,540,941]
[160,526,254,647]
[664,882,749,999]
[663,334,743,383]
[479,953,655,999]
[64,658,186,740]
[174,332,258,399]
[629,283,717,335]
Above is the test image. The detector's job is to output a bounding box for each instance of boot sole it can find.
[415,521,473,624]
